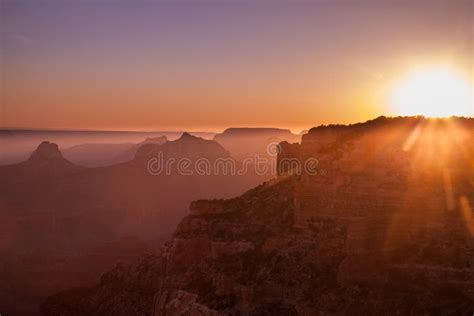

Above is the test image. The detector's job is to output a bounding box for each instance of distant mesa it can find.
[216,127,296,137]
[213,127,301,159]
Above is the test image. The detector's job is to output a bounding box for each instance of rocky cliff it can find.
[42,117,474,315]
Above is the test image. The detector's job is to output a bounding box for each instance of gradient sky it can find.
[1,0,473,132]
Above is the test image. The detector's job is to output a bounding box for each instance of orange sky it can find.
[1,1,473,132]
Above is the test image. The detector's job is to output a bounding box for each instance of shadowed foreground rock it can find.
[42,117,474,315]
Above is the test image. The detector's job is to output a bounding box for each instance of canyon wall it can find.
[42,117,474,315]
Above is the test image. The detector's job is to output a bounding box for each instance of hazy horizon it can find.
[1,124,309,134]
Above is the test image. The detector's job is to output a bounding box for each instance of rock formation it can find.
[0,134,266,315]
[135,133,230,162]
[41,117,474,315]
[27,141,76,170]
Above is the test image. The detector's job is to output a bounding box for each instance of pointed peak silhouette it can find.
[178,132,199,141]
[26,141,77,170]
[29,141,63,161]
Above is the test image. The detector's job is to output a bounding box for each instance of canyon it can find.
[40,116,474,315]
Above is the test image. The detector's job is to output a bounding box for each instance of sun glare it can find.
[391,67,472,118]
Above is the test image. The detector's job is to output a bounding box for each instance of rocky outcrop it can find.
[213,128,300,160]
[26,141,77,170]
[41,117,474,315]
[135,133,230,162]
[29,141,63,161]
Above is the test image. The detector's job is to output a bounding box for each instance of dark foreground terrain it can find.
[41,116,474,315]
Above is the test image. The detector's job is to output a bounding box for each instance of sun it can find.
[390,67,472,117]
